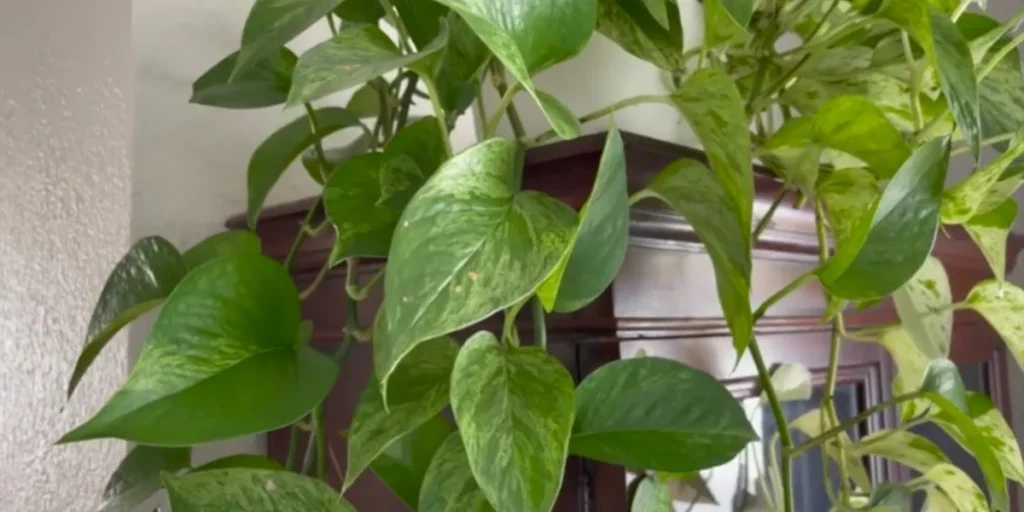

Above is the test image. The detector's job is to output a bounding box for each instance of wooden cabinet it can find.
[233,132,1021,511]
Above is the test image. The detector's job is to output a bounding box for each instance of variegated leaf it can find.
[704,0,754,47]
[941,127,1024,224]
[765,363,812,403]
[233,0,345,79]
[418,432,495,512]
[852,429,948,473]
[790,409,872,491]
[369,415,454,509]
[818,168,881,252]
[163,469,355,511]
[967,280,1024,372]
[98,446,190,512]
[597,0,686,71]
[450,332,575,512]
[933,392,1024,485]
[920,464,988,512]
[964,199,1017,281]
[632,476,672,512]
[892,256,952,359]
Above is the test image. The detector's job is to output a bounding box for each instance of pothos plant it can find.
[57,0,1024,510]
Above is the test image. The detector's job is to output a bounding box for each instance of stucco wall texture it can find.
[0,1,131,510]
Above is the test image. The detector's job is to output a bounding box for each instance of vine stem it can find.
[378,0,413,53]
[752,187,788,241]
[488,62,528,139]
[979,31,1024,81]
[901,33,925,131]
[752,271,816,322]
[532,298,547,351]
[485,82,523,138]
[788,392,926,457]
[748,339,795,512]
[422,76,453,158]
[303,103,333,183]
[529,94,674,146]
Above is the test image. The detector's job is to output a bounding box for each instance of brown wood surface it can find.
[234,131,1024,511]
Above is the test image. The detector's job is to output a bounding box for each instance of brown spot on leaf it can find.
[468,272,480,282]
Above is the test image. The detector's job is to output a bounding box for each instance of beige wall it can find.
[0,1,132,510]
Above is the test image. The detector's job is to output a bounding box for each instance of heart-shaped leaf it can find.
[379,139,576,391]
[538,127,628,313]
[919,464,990,512]
[572,357,755,472]
[163,469,355,511]
[191,49,296,109]
[597,0,685,71]
[379,116,447,202]
[346,82,383,119]
[861,483,913,512]
[97,446,190,512]
[181,231,262,271]
[941,128,1024,224]
[671,68,754,238]
[631,476,672,512]
[68,237,187,399]
[933,392,1024,485]
[964,199,1017,281]
[765,363,812,403]
[704,0,754,47]
[59,253,338,446]
[860,328,933,421]
[433,0,596,139]
[191,455,284,472]
[301,134,374,181]
[851,430,948,473]
[813,96,911,179]
[880,0,981,159]
[923,486,957,511]
[233,0,346,80]
[535,90,581,140]
[790,409,872,491]
[921,360,1009,511]
[288,23,449,106]
[344,337,457,491]
[818,137,949,301]
[248,107,367,227]
[967,280,1024,372]
[451,332,575,512]
[369,415,453,509]
[419,432,496,512]
[634,159,752,356]
[892,256,952,359]
[818,168,882,251]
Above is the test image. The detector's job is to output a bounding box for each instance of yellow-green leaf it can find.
[941,128,1024,224]
[163,469,355,511]
[852,429,948,473]
[418,432,496,512]
[967,280,1024,371]
[892,256,952,359]
[933,392,1024,485]
[920,464,989,512]
[964,199,1017,281]
[233,0,346,80]
[597,0,685,71]
[704,0,754,47]
[790,409,872,491]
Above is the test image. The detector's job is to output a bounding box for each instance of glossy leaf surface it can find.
[766,363,812,403]
[98,446,190,512]
[704,0,754,47]
[892,256,952,359]
[370,416,454,509]
[191,49,296,109]
[814,96,911,179]
[163,469,355,511]
[819,137,949,300]
[301,134,373,181]
[597,0,685,71]
[433,0,596,139]
[631,477,672,512]
[964,199,1017,281]
[69,237,187,398]
[418,433,496,512]
[538,127,628,313]
[818,168,881,251]
[181,231,262,271]
[345,337,457,491]
[967,280,1024,371]
[790,409,872,491]
[933,392,1024,485]
[288,24,449,106]
[638,159,752,355]
[60,254,338,446]
[247,107,366,227]
[380,139,576,390]
[941,129,1024,224]
[334,0,384,23]
[572,357,756,472]
[852,430,948,473]
[234,0,345,79]
[920,464,989,512]
[450,332,575,512]
[191,455,284,472]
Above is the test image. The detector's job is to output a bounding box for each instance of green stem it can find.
[488,62,527,139]
[978,32,1024,81]
[315,404,328,480]
[283,201,321,272]
[788,392,926,458]
[285,425,302,471]
[300,260,333,301]
[396,73,419,131]
[303,103,333,183]
[378,0,413,53]
[750,54,811,115]
[951,131,1018,156]
[816,201,848,501]
[532,297,547,351]
[902,33,925,131]
[752,271,817,322]
[485,82,523,138]
[529,94,674,146]
[421,77,453,158]
[803,0,841,43]
[326,12,338,36]
[753,188,788,242]
[951,0,972,21]
[749,339,795,512]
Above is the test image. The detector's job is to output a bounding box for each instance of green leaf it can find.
[967,280,1024,372]
[370,415,454,509]
[704,0,754,47]
[288,23,449,106]
[191,49,296,109]
[535,89,581,140]
[433,15,492,116]
[59,253,338,446]
[68,237,187,399]
[941,128,1024,224]
[892,256,952,359]
[344,337,457,491]
[334,0,385,23]
[814,96,911,179]
[790,409,873,491]
[964,199,1017,281]
[596,0,685,71]
[233,0,346,80]
[933,392,1024,485]
[860,483,913,512]
[380,116,447,202]
[852,429,948,473]
[433,0,596,139]
[637,159,752,356]
[571,357,756,472]
[302,135,374,184]
[818,168,882,251]
[191,455,284,472]
[247,107,367,227]
[97,446,190,512]
[880,0,981,159]
[672,68,754,237]
[346,79,388,119]
[766,363,812,403]
[450,331,576,512]
[863,328,934,421]
[818,137,949,301]
[392,0,450,49]
[418,432,496,512]
[919,464,990,512]
[181,231,262,271]
[921,360,1009,512]
[538,127,628,313]
[632,477,672,512]
[923,486,958,512]
[379,139,576,391]
[163,469,355,511]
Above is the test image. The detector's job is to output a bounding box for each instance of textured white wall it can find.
[0,1,131,511]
